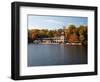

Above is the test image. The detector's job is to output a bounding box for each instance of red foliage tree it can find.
[67,34,78,43]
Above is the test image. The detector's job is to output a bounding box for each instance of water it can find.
[28,43,87,66]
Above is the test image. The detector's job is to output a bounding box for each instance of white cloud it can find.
[44,19,63,24]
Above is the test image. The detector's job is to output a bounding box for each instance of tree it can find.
[65,25,78,42]
[28,30,33,43]
[68,25,76,34]
[38,29,48,38]
[47,30,54,37]
[78,25,87,46]
[31,32,38,40]
[67,34,78,43]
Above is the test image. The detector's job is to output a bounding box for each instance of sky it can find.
[28,15,87,30]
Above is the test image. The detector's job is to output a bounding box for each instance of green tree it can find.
[68,25,76,34]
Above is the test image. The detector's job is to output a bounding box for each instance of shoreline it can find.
[29,42,82,46]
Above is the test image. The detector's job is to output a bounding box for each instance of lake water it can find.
[28,44,87,66]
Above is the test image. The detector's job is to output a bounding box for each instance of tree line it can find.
[28,25,87,46]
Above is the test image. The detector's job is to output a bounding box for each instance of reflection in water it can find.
[28,44,87,66]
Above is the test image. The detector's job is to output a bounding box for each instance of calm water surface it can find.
[28,44,87,66]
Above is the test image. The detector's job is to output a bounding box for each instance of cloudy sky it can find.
[28,15,87,30]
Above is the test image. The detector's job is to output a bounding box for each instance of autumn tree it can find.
[78,25,87,46]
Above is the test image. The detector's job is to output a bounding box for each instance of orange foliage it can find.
[67,34,78,43]
[32,33,38,40]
